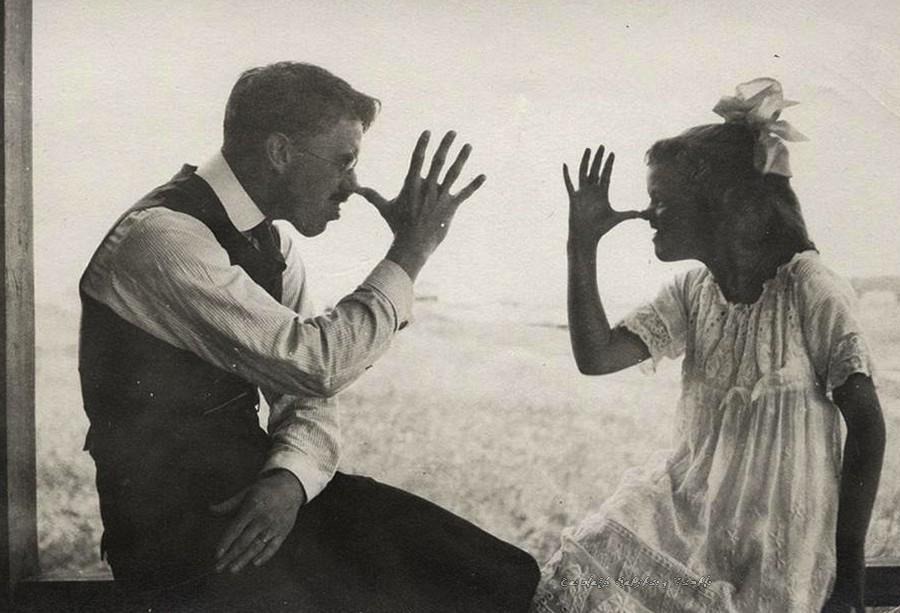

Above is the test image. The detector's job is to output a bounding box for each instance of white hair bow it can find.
[712,78,808,177]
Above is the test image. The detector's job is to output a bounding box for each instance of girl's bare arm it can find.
[824,373,885,612]
[564,146,649,375]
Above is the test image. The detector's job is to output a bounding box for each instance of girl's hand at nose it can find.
[563,146,644,249]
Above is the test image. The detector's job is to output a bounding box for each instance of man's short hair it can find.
[223,62,380,155]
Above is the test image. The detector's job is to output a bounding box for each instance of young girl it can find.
[532,79,885,613]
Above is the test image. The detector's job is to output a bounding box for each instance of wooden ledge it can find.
[11,563,900,610]
[13,574,120,613]
[866,559,900,607]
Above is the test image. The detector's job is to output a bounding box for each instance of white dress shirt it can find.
[80,151,413,501]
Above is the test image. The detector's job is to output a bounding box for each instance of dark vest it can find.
[79,166,287,558]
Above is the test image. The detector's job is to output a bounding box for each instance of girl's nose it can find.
[645,202,668,228]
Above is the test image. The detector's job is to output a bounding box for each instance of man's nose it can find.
[342,169,359,192]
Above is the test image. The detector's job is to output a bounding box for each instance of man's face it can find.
[271,118,363,237]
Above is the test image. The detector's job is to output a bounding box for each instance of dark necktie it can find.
[246,220,286,301]
[248,220,281,262]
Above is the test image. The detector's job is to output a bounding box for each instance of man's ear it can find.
[264,132,294,174]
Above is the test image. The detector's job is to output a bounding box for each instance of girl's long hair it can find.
[645,122,816,256]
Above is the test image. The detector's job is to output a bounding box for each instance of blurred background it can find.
[33,0,900,581]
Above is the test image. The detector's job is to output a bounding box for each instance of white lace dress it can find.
[532,251,875,613]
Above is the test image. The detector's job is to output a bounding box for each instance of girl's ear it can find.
[719,185,775,244]
[687,157,711,184]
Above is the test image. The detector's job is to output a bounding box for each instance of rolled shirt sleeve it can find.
[261,393,340,502]
[80,208,413,398]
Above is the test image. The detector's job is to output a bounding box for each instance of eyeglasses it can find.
[296,147,358,173]
[282,135,357,174]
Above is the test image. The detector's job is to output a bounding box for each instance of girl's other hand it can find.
[819,600,861,613]
[820,560,865,612]
[563,146,642,250]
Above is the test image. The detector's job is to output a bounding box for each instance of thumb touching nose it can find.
[354,186,388,210]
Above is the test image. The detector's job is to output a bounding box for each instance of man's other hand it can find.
[354,130,486,281]
[210,469,306,573]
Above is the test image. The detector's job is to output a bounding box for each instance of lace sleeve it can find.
[619,305,678,366]
[826,333,875,393]
[619,273,690,369]
[797,260,876,393]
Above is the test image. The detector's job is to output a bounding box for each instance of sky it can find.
[33,0,900,321]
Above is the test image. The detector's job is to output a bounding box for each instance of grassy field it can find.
[36,295,900,588]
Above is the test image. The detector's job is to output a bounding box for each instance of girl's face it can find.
[646,164,710,262]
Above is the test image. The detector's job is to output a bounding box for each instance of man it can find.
[79,62,538,611]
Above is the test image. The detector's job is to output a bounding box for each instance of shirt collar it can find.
[195,150,266,232]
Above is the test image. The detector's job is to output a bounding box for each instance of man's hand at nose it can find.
[353,130,486,281]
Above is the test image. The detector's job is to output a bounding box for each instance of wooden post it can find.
[2,0,38,605]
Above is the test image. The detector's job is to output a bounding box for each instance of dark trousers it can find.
[105,472,539,612]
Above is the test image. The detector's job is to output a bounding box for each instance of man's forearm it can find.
[386,240,428,283]
[262,391,340,504]
[85,214,414,400]
[259,468,308,506]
